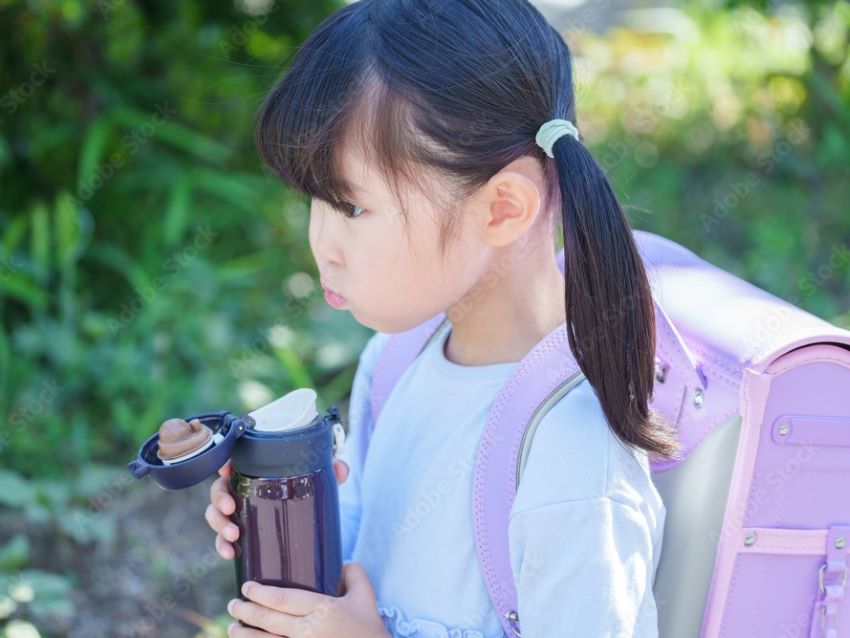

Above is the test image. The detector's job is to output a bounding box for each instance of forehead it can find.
[337,142,378,195]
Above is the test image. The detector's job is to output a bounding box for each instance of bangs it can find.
[253,3,470,251]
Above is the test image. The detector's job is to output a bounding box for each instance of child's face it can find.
[308,146,492,333]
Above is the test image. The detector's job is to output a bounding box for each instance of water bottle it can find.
[127,388,347,604]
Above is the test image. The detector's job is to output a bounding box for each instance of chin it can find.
[355,310,444,335]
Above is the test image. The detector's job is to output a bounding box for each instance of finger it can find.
[226,621,282,638]
[227,599,305,636]
[215,533,235,560]
[218,459,233,478]
[241,581,320,616]
[205,503,240,541]
[211,476,235,515]
[333,460,349,485]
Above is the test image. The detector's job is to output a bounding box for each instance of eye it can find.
[340,202,366,219]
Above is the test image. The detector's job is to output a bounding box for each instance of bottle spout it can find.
[128,458,150,479]
[248,388,319,432]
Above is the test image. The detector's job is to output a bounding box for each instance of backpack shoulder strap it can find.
[369,312,449,431]
[473,318,584,637]
[475,245,582,637]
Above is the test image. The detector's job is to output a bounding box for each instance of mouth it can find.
[320,280,347,309]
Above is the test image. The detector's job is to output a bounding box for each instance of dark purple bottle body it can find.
[230,467,343,598]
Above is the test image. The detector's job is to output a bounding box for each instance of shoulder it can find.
[349,330,392,394]
[358,330,392,371]
[345,331,392,437]
[510,377,664,522]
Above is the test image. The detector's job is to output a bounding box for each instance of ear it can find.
[474,157,543,248]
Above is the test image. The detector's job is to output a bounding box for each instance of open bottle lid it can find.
[127,388,343,490]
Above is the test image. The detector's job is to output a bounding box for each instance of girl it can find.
[205,0,680,636]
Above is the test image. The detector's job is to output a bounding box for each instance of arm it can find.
[508,496,660,638]
[338,330,389,563]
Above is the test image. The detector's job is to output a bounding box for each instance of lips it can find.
[320,278,340,296]
[323,289,346,309]
[320,277,346,308]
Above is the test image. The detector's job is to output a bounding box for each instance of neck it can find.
[443,234,566,366]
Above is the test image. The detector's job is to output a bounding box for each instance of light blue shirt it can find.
[337,321,666,637]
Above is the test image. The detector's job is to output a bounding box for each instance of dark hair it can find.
[254,0,680,462]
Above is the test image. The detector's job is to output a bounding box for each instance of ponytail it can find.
[549,133,681,462]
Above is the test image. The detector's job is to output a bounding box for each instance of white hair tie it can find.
[535,118,580,158]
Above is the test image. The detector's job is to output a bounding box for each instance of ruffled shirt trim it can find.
[379,605,492,638]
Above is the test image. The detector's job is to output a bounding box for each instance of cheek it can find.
[345,212,487,330]
[346,235,444,327]
[379,247,466,316]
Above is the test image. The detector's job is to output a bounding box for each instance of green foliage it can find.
[0,0,847,635]
[0,2,846,476]
[572,2,850,321]
[0,464,116,633]
[0,0,372,478]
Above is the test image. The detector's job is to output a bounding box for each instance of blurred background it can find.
[0,0,847,636]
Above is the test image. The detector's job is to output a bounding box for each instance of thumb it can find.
[341,562,375,602]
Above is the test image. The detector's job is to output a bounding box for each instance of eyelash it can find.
[339,202,366,219]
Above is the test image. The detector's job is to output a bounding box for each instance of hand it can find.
[205,458,350,560]
[226,562,390,638]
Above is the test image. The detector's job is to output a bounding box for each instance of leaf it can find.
[0,325,9,399]
[0,470,37,509]
[85,244,152,295]
[0,594,16,620]
[109,106,230,163]
[54,192,92,274]
[1,214,28,255]
[57,507,116,546]
[3,620,41,638]
[77,115,112,198]
[15,570,74,620]
[189,168,260,211]
[164,172,191,246]
[70,463,124,500]
[32,479,70,510]
[273,345,315,389]
[0,270,48,311]
[0,534,29,571]
[29,203,50,284]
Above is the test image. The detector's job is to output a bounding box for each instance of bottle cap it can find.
[249,388,319,432]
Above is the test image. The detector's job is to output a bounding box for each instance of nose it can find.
[308,201,345,268]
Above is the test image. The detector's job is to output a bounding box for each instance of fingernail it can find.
[227,525,237,539]
[227,599,236,614]
[241,581,251,596]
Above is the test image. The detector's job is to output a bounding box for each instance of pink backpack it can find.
[367,229,850,638]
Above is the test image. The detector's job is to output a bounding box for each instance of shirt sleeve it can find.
[508,496,660,638]
[337,330,389,564]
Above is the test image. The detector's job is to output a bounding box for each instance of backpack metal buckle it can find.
[818,561,848,594]
[504,609,522,637]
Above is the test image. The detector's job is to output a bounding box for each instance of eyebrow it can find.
[341,177,368,198]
